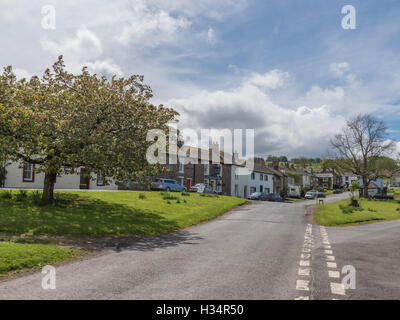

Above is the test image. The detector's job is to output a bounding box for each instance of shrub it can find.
[368,208,377,212]
[183,199,187,203]
[0,190,13,199]
[181,192,190,197]
[15,190,28,201]
[163,193,179,201]
[396,208,400,212]
[167,200,171,204]
[139,193,146,200]
[176,198,181,204]
[31,191,43,205]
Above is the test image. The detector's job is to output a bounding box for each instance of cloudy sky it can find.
[1,0,399,158]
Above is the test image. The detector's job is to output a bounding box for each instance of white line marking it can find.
[295,296,310,300]
[300,260,310,267]
[298,268,311,276]
[330,282,345,295]
[327,262,337,268]
[328,270,340,278]
[296,280,310,291]
[301,253,311,259]
[326,255,335,261]
[325,250,333,255]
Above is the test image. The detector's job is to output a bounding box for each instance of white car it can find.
[305,191,317,199]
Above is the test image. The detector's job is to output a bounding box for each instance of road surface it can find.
[0,192,399,300]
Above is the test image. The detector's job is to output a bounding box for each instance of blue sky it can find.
[0,0,399,157]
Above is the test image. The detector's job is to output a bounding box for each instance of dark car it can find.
[248,192,268,201]
[333,189,343,194]
[265,193,284,202]
[316,191,326,198]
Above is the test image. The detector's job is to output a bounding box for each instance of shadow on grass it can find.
[0,197,182,237]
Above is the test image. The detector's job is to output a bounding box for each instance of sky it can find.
[1,0,399,158]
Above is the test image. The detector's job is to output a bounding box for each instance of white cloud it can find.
[207,27,216,43]
[330,62,349,77]
[13,68,31,80]
[167,70,346,157]
[247,70,290,90]
[41,27,122,77]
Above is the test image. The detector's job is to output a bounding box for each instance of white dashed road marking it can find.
[295,224,314,300]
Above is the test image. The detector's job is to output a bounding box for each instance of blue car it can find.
[152,178,187,192]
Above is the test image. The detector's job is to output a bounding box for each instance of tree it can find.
[0,56,178,204]
[330,114,395,197]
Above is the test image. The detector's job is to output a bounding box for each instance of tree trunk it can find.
[42,172,57,205]
[361,176,369,198]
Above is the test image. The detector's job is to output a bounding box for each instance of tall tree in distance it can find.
[0,56,178,204]
[330,114,395,197]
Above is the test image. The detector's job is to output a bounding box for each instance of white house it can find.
[230,163,274,199]
[341,173,359,188]
[2,161,118,190]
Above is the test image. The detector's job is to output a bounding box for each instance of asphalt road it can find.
[0,192,398,300]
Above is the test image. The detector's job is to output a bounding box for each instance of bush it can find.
[15,190,28,201]
[183,199,187,203]
[31,191,43,205]
[0,190,13,199]
[163,193,179,201]
[181,192,190,197]
[397,208,400,212]
[368,208,377,212]
[139,193,146,200]
[176,198,181,204]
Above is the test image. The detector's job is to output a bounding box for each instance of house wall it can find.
[3,162,118,190]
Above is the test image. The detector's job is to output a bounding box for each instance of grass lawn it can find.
[0,191,246,236]
[315,198,400,226]
[0,240,82,277]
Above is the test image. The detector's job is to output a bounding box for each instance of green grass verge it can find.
[314,198,400,226]
[0,241,82,277]
[0,191,246,236]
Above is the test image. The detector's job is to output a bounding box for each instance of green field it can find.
[0,240,82,277]
[0,191,246,236]
[315,197,400,226]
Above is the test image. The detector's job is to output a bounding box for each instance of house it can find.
[359,178,384,196]
[341,173,359,188]
[390,174,400,187]
[2,161,118,190]
[314,169,341,190]
[267,161,288,195]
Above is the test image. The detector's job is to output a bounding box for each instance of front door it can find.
[80,168,90,189]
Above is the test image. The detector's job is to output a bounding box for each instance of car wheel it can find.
[166,187,171,192]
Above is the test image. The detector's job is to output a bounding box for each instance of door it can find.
[186,179,191,191]
[244,185,248,199]
[80,168,90,189]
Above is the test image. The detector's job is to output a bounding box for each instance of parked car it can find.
[305,190,318,199]
[265,193,284,202]
[248,192,268,201]
[333,189,343,194]
[190,183,216,194]
[152,178,187,192]
[288,186,301,198]
[316,191,326,198]
[373,193,394,200]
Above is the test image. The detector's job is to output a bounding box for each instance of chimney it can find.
[211,141,220,164]
[273,160,279,170]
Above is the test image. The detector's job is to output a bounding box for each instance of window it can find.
[251,172,255,180]
[260,173,263,181]
[204,164,209,175]
[23,163,34,182]
[169,164,174,172]
[97,171,105,186]
[260,185,263,192]
[250,187,256,194]
[265,175,268,181]
[266,188,270,194]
